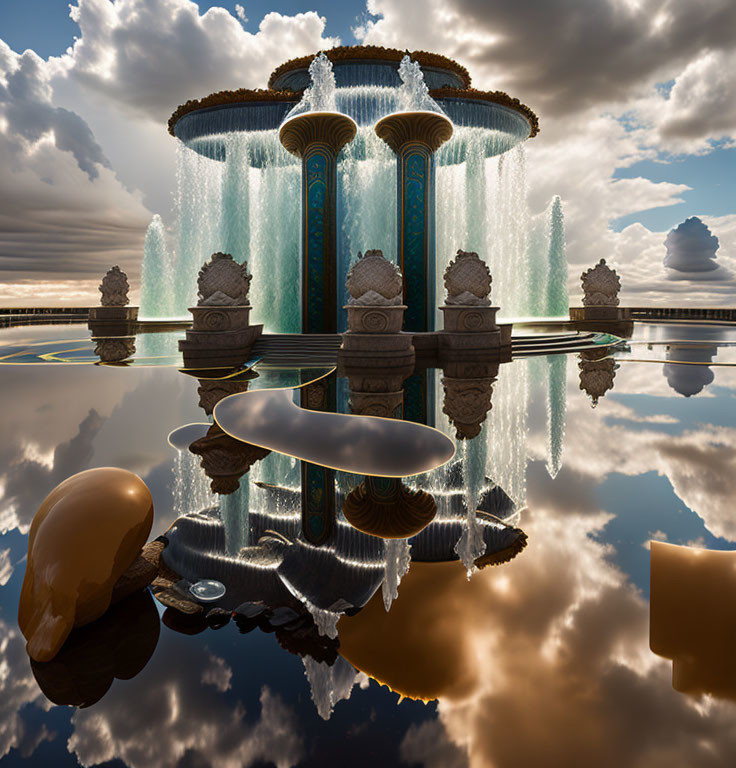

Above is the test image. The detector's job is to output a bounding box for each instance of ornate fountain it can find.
[163,46,540,332]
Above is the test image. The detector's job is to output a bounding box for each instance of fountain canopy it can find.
[169,46,539,165]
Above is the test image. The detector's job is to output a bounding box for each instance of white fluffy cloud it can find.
[0,0,339,302]
[0,0,734,305]
[359,0,736,305]
[58,0,338,121]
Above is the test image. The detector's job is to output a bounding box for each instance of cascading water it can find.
[285,51,338,117]
[436,143,531,320]
[382,538,412,610]
[172,450,216,517]
[546,354,567,479]
[140,214,174,318]
[159,52,564,326]
[396,54,446,114]
[303,656,364,721]
[545,195,569,317]
[485,359,529,510]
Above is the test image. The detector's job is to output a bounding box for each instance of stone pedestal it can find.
[440,305,498,332]
[280,112,357,334]
[581,305,620,321]
[346,305,406,333]
[339,330,415,367]
[339,297,415,367]
[338,360,415,418]
[88,306,139,337]
[375,111,453,332]
[179,305,262,368]
[189,423,270,495]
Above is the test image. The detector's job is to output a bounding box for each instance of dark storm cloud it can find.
[360,0,736,144]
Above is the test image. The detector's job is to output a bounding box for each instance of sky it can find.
[0,0,734,307]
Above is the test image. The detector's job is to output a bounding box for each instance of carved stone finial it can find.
[581,259,620,307]
[99,266,130,307]
[197,252,251,307]
[346,250,403,306]
[578,349,617,407]
[443,250,492,306]
[189,424,270,495]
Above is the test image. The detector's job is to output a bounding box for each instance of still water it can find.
[1,321,736,767]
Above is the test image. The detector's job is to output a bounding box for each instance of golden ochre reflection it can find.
[650,541,736,699]
[338,560,492,702]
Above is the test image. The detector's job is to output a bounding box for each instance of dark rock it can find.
[206,608,232,629]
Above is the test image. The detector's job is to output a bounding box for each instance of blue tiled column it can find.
[375,112,453,332]
[280,113,356,334]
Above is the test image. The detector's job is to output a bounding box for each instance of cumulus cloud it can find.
[0,620,53,761]
[663,216,725,279]
[0,39,151,300]
[358,0,736,128]
[0,408,104,533]
[342,496,736,767]
[0,42,108,179]
[59,0,339,121]
[68,633,305,768]
[635,48,736,154]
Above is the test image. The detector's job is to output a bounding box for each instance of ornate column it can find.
[280,112,357,333]
[374,112,453,332]
[299,374,337,545]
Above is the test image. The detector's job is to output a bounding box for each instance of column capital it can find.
[279,111,357,157]
[374,111,453,154]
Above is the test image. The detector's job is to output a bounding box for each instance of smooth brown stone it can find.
[19,468,154,662]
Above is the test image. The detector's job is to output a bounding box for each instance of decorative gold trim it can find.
[279,112,357,158]
[168,88,302,136]
[268,45,471,90]
[430,87,540,138]
[375,111,453,154]
[473,528,528,568]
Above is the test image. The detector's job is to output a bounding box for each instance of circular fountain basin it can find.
[170,47,537,165]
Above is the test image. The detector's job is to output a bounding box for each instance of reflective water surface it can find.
[1,321,736,767]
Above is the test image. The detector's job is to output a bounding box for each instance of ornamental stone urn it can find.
[441,360,498,439]
[88,266,139,336]
[179,252,263,368]
[578,348,617,407]
[339,250,415,368]
[94,336,136,364]
[580,259,621,320]
[189,423,270,495]
[438,250,509,356]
